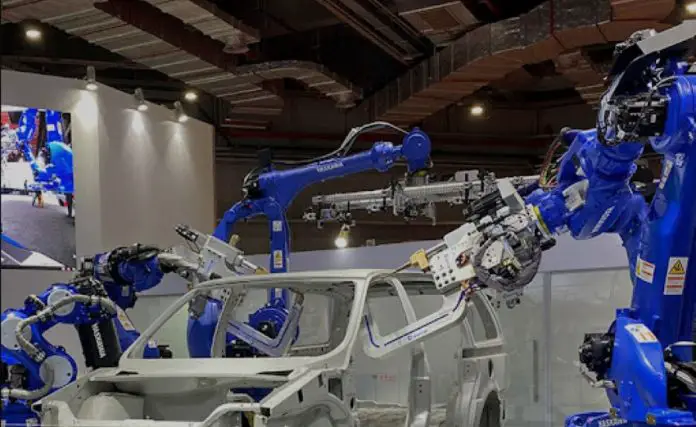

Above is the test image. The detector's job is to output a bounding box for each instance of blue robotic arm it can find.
[86,244,172,358]
[1,279,119,425]
[186,125,432,360]
[524,23,696,427]
[1,245,172,426]
[526,128,649,275]
[415,22,694,427]
[13,108,74,195]
[214,125,431,275]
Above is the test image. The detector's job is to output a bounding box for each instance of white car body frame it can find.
[38,269,508,427]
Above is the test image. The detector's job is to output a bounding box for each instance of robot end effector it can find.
[80,225,265,309]
[402,179,555,300]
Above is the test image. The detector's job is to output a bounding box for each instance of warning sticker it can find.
[273,250,284,270]
[272,220,283,232]
[635,256,655,284]
[664,257,688,296]
[116,306,136,331]
[625,324,657,343]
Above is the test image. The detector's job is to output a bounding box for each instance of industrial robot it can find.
[403,21,696,427]
[10,107,74,214]
[0,244,174,426]
[188,121,433,358]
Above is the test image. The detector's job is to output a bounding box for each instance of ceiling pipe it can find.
[350,0,431,52]
[314,0,410,63]
[314,0,434,63]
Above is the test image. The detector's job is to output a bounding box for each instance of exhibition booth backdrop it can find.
[0,70,215,258]
[0,69,215,370]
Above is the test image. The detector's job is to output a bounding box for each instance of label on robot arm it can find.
[635,256,655,284]
[659,159,673,190]
[664,257,688,296]
[272,220,283,232]
[625,324,658,343]
[116,306,136,331]
[273,250,284,269]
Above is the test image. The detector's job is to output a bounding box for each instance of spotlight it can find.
[469,104,485,117]
[183,90,198,102]
[686,1,696,14]
[134,88,148,111]
[222,32,250,54]
[85,66,97,91]
[25,28,42,41]
[334,224,350,249]
[174,101,188,123]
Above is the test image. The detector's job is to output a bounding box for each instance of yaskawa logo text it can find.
[91,323,107,359]
[317,161,343,173]
[598,418,627,427]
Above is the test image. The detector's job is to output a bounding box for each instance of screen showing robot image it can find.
[1,105,76,269]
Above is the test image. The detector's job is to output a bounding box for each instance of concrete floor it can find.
[1,194,75,267]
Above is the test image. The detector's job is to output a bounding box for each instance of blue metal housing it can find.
[188,128,432,359]
[530,63,695,426]
[1,253,165,425]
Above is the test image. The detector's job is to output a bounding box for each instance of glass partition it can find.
[495,274,548,427]
[549,269,632,424]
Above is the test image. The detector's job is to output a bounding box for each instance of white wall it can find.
[1,70,215,253]
[1,70,215,372]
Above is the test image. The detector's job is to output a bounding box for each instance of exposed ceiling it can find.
[1,0,688,252]
[1,0,685,145]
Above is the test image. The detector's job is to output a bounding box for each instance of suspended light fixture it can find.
[686,1,696,14]
[24,20,42,41]
[334,224,351,249]
[183,90,198,102]
[134,88,148,112]
[25,28,42,41]
[85,66,98,91]
[174,101,188,123]
[469,104,485,117]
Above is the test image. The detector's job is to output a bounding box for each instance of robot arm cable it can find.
[273,121,408,166]
[2,294,118,401]
[15,294,118,359]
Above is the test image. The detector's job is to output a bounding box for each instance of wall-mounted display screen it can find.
[1,105,75,269]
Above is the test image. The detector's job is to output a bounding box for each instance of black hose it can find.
[273,121,408,166]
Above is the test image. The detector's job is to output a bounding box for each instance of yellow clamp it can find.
[409,249,430,271]
[255,267,269,275]
[531,205,551,236]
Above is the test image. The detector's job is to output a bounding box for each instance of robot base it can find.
[566,411,696,427]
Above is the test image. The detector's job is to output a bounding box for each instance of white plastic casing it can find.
[429,222,481,293]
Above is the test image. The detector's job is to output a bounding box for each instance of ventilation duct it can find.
[2,0,362,114]
[143,0,259,54]
[362,0,675,125]
[230,61,362,109]
[395,0,479,46]
[314,0,431,63]
[554,51,605,105]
